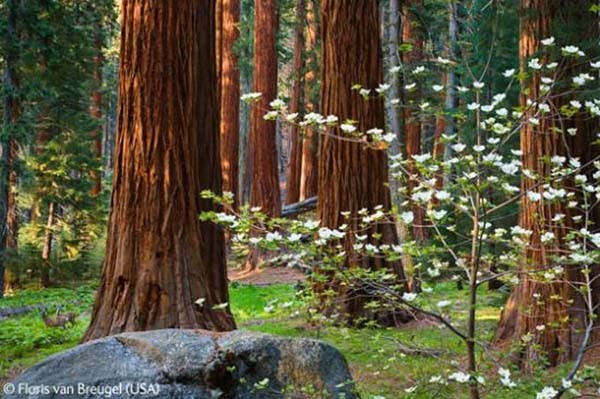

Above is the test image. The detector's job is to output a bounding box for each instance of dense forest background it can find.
[1,0,600,398]
[0,0,524,291]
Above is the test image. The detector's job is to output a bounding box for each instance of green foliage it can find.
[0,0,117,286]
[2,283,598,397]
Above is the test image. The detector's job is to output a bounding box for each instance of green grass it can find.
[0,282,587,397]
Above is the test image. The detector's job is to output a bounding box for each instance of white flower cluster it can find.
[536,386,558,399]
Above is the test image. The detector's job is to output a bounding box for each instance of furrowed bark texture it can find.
[495,0,599,368]
[244,0,281,271]
[318,0,405,321]
[285,0,305,205]
[84,0,235,341]
[299,0,319,201]
[248,0,280,216]
[218,0,241,206]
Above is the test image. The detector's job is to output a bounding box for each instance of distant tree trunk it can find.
[495,0,599,369]
[84,0,235,341]
[102,59,118,173]
[431,78,446,198]
[40,202,55,287]
[443,0,458,174]
[244,0,281,272]
[318,0,406,323]
[2,0,21,296]
[218,0,241,206]
[6,139,18,250]
[386,0,402,211]
[35,114,53,287]
[402,0,427,243]
[299,0,319,201]
[386,0,401,138]
[90,33,103,197]
[285,0,305,205]
[240,76,252,205]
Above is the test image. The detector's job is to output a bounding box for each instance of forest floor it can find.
[0,270,582,398]
[228,265,306,285]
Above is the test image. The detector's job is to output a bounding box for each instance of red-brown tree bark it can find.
[84,0,235,341]
[299,0,319,201]
[495,0,599,369]
[218,0,241,207]
[243,0,281,271]
[318,0,406,322]
[285,0,305,205]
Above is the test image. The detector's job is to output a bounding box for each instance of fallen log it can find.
[0,304,48,321]
[282,196,317,218]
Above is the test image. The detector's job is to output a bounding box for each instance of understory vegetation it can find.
[1,281,595,398]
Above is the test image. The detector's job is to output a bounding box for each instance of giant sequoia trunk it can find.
[495,0,599,368]
[84,0,235,341]
[299,0,319,201]
[318,0,406,322]
[244,0,281,271]
[285,0,305,205]
[218,0,241,206]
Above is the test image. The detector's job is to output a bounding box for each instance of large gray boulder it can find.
[5,329,356,399]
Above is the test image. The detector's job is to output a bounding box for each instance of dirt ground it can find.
[228,266,306,285]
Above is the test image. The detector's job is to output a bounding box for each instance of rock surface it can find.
[6,329,356,398]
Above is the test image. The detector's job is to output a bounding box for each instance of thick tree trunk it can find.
[318,0,406,323]
[84,0,235,341]
[299,0,319,201]
[218,0,241,206]
[285,0,305,205]
[495,0,599,369]
[244,0,281,272]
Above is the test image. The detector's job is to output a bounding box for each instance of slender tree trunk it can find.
[402,0,427,244]
[6,139,18,250]
[299,0,319,201]
[495,0,599,369]
[318,0,406,324]
[240,75,252,205]
[218,0,241,207]
[285,0,305,205]
[90,29,104,197]
[36,112,53,288]
[84,0,235,341]
[386,0,401,138]
[244,0,281,272]
[431,76,447,200]
[443,0,458,174]
[40,202,55,287]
